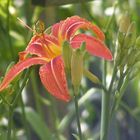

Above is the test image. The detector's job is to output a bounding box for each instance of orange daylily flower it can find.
[0,16,112,102]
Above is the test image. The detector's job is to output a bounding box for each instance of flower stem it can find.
[12,69,31,107]
[110,74,129,118]
[49,96,60,140]
[6,69,31,140]
[100,91,111,140]
[73,87,82,140]
[100,62,117,140]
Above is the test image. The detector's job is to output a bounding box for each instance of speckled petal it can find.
[39,56,70,102]
[71,34,112,60]
[0,57,48,92]
[19,34,60,60]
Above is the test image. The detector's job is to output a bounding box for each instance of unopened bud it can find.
[135,52,140,62]
[127,50,137,66]
[83,69,100,84]
[71,49,83,88]
[129,67,139,80]
[118,32,125,45]
[124,22,136,48]
[62,41,72,73]
[135,36,140,48]
[119,12,130,33]
[80,42,86,52]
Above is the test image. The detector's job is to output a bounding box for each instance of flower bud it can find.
[119,12,130,33]
[118,13,130,44]
[62,41,72,74]
[134,52,140,62]
[80,42,86,52]
[124,22,136,48]
[129,67,139,80]
[135,36,140,48]
[118,32,125,45]
[83,69,100,84]
[71,49,83,88]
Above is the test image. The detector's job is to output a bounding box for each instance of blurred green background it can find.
[0,0,140,140]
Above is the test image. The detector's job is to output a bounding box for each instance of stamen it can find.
[17,17,34,32]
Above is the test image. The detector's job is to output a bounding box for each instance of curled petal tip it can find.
[71,34,113,60]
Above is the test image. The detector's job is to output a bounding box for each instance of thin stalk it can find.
[109,73,126,117]
[73,87,82,140]
[11,69,31,107]
[0,94,11,106]
[49,95,60,140]
[100,91,111,140]
[103,61,107,86]
[7,69,31,140]
[120,101,140,123]
[108,64,117,92]
[104,2,117,34]
[7,106,13,140]
[100,62,117,140]
[110,74,129,118]
[100,60,110,140]
[100,3,118,139]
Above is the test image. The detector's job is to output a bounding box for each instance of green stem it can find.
[120,101,140,123]
[100,91,111,140]
[73,87,82,140]
[49,96,60,140]
[11,69,31,107]
[7,106,13,140]
[100,63,117,140]
[100,59,108,140]
[6,69,31,140]
[104,2,117,34]
[0,94,11,107]
[108,64,117,92]
[110,74,129,117]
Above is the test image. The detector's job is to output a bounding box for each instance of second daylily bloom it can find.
[0,16,112,102]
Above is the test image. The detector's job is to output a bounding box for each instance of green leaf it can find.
[17,107,52,140]
[59,88,96,132]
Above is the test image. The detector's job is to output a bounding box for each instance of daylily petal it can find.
[71,34,113,60]
[53,16,105,41]
[19,34,61,61]
[19,43,47,60]
[51,22,61,38]
[0,57,49,92]
[64,16,105,40]
[39,56,70,102]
